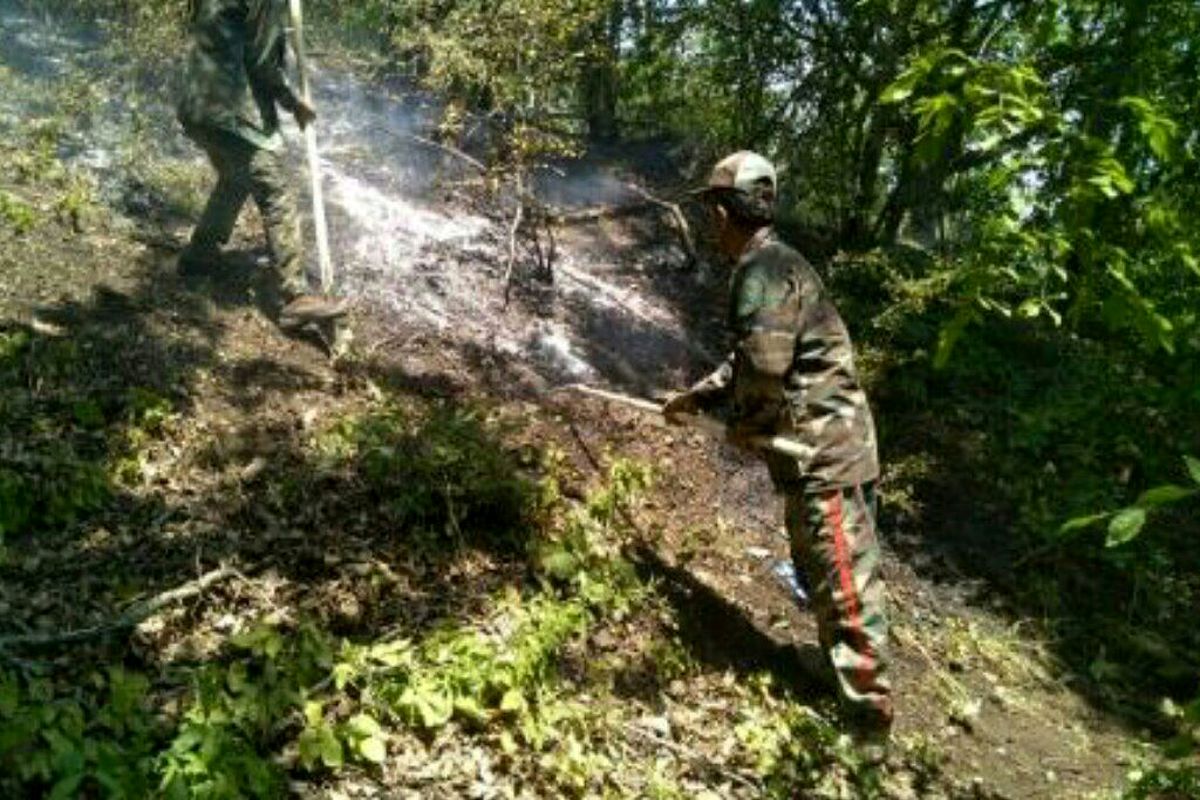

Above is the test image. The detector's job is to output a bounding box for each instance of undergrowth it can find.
[0,397,893,799]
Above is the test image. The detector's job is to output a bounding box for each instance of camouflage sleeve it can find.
[728,259,798,429]
[246,0,302,114]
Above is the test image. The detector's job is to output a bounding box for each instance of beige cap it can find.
[696,150,777,196]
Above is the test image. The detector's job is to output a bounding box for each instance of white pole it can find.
[287,0,334,294]
[565,384,814,462]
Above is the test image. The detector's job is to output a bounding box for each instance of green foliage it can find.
[347,0,614,166]
[311,403,536,550]
[331,459,651,742]
[0,333,111,542]
[1124,761,1200,800]
[0,190,38,234]
[734,674,885,798]
[158,623,334,799]
[1059,455,1200,548]
[0,668,160,799]
[0,452,658,798]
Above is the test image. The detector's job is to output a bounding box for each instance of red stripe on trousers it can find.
[826,490,877,693]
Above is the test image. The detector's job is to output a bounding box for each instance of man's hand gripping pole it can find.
[564,384,812,462]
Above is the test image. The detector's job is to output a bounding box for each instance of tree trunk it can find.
[582,3,623,143]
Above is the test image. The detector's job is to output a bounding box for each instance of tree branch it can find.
[0,566,239,649]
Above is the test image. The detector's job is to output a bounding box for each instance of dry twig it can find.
[624,722,762,794]
[623,182,698,266]
[549,185,697,266]
[406,134,488,174]
[0,566,239,649]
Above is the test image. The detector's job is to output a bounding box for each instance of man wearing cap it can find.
[665,151,893,755]
[177,0,346,328]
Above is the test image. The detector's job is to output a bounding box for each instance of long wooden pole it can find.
[287,0,334,294]
[564,384,813,462]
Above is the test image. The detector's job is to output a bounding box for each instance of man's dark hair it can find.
[710,180,775,228]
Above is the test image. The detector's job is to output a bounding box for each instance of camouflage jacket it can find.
[690,228,880,491]
[177,0,303,150]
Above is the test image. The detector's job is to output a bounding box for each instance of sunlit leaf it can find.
[1105,508,1147,548]
[347,713,383,738]
[1184,456,1200,486]
[1135,485,1196,508]
[1058,513,1108,535]
[304,700,324,728]
[298,728,322,771]
[319,726,344,768]
[500,688,527,713]
[357,736,387,764]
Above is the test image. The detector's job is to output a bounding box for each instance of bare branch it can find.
[0,566,239,649]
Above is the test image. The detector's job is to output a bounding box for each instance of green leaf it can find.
[347,713,383,738]
[539,548,577,580]
[499,688,527,713]
[1135,485,1196,508]
[1058,513,1108,536]
[357,736,387,764]
[319,726,344,769]
[49,773,83,800]
[1185,455,1200,486]
[1106,508,1147,548]
[934,309,975,370]
[1182,251,1200,280]
[298,728,321,771]
[332,662,355,691]
[412,690,453,729]
[453,696,490,725]
[304,700,324,728]
[1017,298,1042,319]
[880,80,917,104]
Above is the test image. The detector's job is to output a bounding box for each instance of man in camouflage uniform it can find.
[665,151,893,755]
[177,0,345,326]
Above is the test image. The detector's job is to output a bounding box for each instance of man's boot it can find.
[279,294,349,329]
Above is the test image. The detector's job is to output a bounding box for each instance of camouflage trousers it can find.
[785,482,893,731]
[182,125,307,299]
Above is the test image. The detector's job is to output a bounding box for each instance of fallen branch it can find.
[0,566,238,649]
[624,722,761,794]
[624,182,698,266]
[406,134,488,174]
[549,187,697,267]
[550,200,658,225]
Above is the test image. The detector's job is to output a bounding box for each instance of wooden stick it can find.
[502,171,526,306]
[563,384,813,462]
[550,186,698,267]
[288,0,334,294]
[0,567,238,649]
[550,200,657,225]
[624,182,698,266]
[406,134,488,174]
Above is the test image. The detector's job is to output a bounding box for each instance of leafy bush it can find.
[0,668,160,799]
[0,190,38,233]
[0,452,657,798]
[311,403,537,551]
[0,334,111,544]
